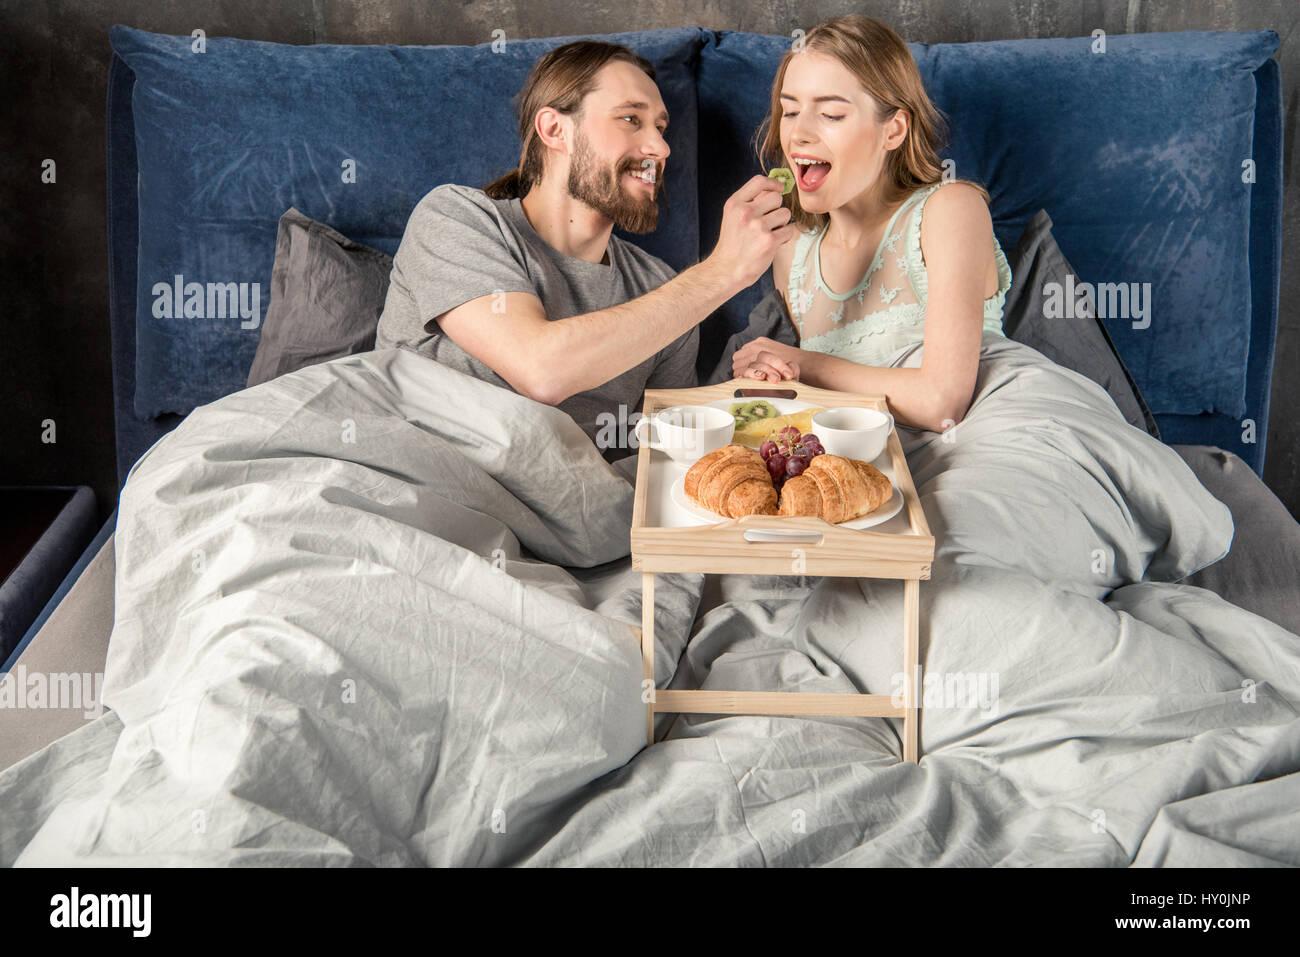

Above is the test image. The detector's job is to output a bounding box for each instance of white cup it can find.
[634,405,734,464]
[810,407,894,462]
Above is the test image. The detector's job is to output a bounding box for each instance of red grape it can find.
[785,457,807,477]
[759,439,777,460]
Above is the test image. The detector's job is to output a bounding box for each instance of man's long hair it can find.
[484,42,657,200]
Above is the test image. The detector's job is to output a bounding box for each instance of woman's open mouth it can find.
[794,158,831,192]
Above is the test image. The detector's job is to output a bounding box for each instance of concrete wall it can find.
[1,0,1295,524]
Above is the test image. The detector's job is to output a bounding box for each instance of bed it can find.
[1,25,1297,866]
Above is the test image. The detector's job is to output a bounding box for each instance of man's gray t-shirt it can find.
[376,184,698,461]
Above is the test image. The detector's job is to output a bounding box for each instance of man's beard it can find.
[566,128,661,234]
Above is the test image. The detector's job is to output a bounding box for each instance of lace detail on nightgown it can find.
[785,183,1012,368]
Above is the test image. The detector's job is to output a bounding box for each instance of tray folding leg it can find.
[640,569,922,763]
[641,572,656,746]
[902,576,920,764]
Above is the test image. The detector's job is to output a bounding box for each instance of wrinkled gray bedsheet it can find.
[1,340,1296,866]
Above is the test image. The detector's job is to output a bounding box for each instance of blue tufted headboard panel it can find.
[106,26,1283,488]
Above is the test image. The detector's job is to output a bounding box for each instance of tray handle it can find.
[643,378,888,411]
[742,527,825,544]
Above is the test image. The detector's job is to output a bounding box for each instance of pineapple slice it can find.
[732,408,825,447]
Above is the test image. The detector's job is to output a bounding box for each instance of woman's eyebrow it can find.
[611,100,669,125]
[779,93,853,104]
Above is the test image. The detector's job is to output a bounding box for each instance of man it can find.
[376,40,796,462]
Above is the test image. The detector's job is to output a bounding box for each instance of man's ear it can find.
[534,106,570,154]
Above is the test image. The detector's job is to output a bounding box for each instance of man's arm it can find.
[436,262,729,405]
[434,174,794,406]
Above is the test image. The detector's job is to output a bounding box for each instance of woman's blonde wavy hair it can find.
[754,14,989,232]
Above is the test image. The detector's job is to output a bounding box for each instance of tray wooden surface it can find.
[630,378,935,579]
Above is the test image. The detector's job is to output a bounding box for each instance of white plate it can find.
[710,395,820,423]
[709,394,896,472]
[669,472,903,529]
[707,396,886,451]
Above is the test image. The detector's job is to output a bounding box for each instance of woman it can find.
[732,15,1011,434]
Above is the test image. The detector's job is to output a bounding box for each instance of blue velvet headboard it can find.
[105,25,1283,489]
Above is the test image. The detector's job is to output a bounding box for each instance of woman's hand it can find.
[733,336,803,382]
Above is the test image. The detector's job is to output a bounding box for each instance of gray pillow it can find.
[246,208,392,388]
[1002,209,1161,439]
[1173,444,1300,636]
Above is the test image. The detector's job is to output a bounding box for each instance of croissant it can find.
[684,445,778,518]
[777,455,892,523]
[686,446,891,523]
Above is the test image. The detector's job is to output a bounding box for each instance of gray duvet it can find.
[2,339,1297,866]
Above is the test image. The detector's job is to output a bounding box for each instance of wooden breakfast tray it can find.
[630,378,935,763]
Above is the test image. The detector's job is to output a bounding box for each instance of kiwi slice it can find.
[767,167,795,195]
[729,400,779,427]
